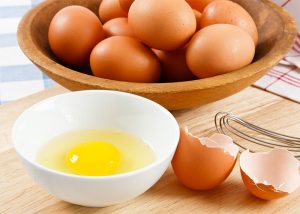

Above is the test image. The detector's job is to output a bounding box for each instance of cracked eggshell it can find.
[240,148,300,200]
[171,127,239,190]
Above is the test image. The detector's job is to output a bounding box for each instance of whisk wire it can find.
[214,112,300,159]
[226,118,300,149]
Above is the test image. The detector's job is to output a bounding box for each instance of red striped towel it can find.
[254,0,300,102]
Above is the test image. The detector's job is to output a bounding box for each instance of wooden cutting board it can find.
[1,86,300,214]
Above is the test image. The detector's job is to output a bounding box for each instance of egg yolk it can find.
[65,142,121,176]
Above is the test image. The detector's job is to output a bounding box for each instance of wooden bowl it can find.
[17,0,296,110]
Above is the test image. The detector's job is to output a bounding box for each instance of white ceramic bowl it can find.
[12,90,180,207]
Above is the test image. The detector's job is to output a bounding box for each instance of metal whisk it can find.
[214,112,300,159]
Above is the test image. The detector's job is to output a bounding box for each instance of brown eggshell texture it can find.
[90,36,161,83]
[119,0,135,13]
[99,0,126,23]
[153,49,196,82]
[128,0,196,51]
[186,24,255,78]
[200,0,258,45]
[240,148,300,200]
[193,9,202,31]
[172,127,239,190]
[48,5,105,67]
[103,18,135,38]
[186,0,219,12]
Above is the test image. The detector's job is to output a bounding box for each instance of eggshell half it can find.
[172,127,239,190]
[240,148,300,200]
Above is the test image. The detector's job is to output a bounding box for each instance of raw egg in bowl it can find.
[12,90,179,207]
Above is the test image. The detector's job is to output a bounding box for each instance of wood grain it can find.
[17,0,297,110]
[1,86,300,213]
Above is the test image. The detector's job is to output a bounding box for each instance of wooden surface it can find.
[1,86,300,213]
[17,0,296,110]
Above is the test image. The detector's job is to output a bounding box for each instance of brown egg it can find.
[186,24,255,78]
[186,0,219,12]
[103,18,135,37]
[48,6,105,67]
[200,0,258,45]
[172,128,239,190]
[90,36,161,83]
[99,0,126,23]
[153,49,196,82]
[119,0,134,13]
[128,0,196,51]
[240,148,300,200]
[193,9,202,31]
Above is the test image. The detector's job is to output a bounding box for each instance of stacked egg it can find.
[48,0,257,83]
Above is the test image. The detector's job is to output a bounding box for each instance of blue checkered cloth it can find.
[0,0,56,104]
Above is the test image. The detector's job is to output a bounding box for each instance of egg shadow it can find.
[64,205,101,214]
[141,169,274,211]
[188,180,271,209]
[49,169,274,213]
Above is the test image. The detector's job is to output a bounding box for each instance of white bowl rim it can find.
[12,90,180,180]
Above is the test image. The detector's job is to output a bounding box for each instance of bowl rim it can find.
[17,0,297,94]
[12,90,180,180]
